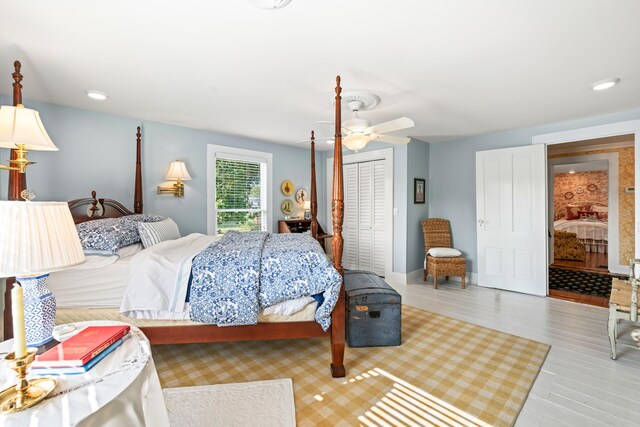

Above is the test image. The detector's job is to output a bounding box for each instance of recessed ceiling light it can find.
[86,90,108,100]
[591,78,620,91]
[248,0,292,9]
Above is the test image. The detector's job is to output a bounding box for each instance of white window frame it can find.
[207,144,273,235]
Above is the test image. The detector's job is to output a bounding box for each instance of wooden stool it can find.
[608,279,640,359]
[425,256,466,289]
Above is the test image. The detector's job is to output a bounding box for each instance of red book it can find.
[34,325,130,368]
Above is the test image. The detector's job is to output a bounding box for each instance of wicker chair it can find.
[422,218,466,289]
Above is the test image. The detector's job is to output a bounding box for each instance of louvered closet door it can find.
[371,160,386,276]
[341,160,386,276]
[343,164,359,270]
[358,162,373,272]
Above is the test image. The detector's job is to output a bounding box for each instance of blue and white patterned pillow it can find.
[76,214,165,255]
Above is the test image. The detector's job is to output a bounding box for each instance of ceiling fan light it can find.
[343,134,371,152]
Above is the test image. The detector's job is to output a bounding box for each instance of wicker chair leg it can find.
[461,275,466,289]
[445,276,449,281]
[433,274,438,289]
[423,269,427,282]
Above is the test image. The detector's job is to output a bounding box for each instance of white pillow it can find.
[428,247,462,258]
[137,218,181,248]
[117,243,143,258]
[262,296,315,316]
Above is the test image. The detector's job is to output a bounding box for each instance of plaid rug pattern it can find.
[549,266,621,298]
[152,306,549,426]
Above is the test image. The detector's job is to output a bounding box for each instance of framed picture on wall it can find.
[414,178,426,204]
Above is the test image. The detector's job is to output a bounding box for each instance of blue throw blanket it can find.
[189,231,342,331]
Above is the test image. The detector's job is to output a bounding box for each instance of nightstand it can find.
[0,321,169,426]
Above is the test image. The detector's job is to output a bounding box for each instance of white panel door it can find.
[343,164,359,270]
[372,160,386,276]
[476,144,547,296]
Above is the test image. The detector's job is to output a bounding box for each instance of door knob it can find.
[478,219,484,225]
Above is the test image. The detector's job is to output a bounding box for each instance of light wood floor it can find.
[388,278,640,427]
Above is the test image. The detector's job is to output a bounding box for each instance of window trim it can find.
[207,144,273,235]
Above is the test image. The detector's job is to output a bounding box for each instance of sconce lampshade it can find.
[343,134,371,152]
[165,161,192,181]
[0,201,85,277]
[0,105,58,151]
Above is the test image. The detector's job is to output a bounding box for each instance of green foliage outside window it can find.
[215,158,263,234]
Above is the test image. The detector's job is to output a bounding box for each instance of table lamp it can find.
[0,201,85,347]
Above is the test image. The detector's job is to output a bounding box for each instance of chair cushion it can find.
[427,248,462,258]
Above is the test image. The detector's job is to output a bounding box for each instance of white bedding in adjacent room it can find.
[553,219,608,253]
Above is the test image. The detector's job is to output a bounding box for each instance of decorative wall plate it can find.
[295,188,308,204]
[587,184,597,192]
[576,187,584,194]
[564,191,574,199]
[281,199,294,215]
[281,180,294,196]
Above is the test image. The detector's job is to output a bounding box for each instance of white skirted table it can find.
[0,321,169,427]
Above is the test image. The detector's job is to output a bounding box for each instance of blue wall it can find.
[428,108,640,274]
[407,140,429,273]
[0,97,321,236]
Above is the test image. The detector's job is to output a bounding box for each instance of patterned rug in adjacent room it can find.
[152,305,550,427]
[549,266,621,298]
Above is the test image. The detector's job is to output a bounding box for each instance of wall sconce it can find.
[157,160,192,197]
[0,105,58,172]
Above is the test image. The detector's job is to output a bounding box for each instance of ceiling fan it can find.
[328,91,414,152]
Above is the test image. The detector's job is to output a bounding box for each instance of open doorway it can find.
[547,134,634,306]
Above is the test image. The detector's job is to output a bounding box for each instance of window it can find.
[207,145,272,235]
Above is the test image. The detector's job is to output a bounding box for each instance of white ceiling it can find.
[1,0,639,151]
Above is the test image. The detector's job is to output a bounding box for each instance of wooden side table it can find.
[0,321,169,426]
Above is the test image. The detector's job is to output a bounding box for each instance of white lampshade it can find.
[0,105,58,151]
[165,160,192,181]
[0,201,85,277]
[304,200,311,210]
[343,134,371,152]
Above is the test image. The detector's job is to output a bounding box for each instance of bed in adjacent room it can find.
[554,202,608,255]
[4,77,349,377]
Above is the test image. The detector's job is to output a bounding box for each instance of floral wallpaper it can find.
[549,146,635,264]
[553,170,608,220]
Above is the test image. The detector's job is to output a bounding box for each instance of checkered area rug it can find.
[152,305,549,427]
[549,266,620,298]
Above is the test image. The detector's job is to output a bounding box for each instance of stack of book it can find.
[32,325,130,375]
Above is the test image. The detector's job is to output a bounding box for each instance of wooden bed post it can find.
[8,60,26,201]
[310,130,318,239]
[134,126,143,214]
[4,61,25,340]
[330,75,346,378]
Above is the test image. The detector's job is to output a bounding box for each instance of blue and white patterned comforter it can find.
[189,231,342,331]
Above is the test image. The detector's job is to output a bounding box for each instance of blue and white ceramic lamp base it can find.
[16,274,56,347]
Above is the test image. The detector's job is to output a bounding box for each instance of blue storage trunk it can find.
[344,270,401,347]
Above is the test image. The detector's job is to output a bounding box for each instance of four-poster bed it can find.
[3,76,348,377]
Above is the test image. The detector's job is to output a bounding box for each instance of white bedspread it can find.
[554,219,608,253]
[120,233,220,319]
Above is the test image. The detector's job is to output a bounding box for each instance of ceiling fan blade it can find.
[295,137,334,144]
[372,134,411,145]
[371,117,415,134]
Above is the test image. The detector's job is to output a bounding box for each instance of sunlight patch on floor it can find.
[356,368,491,427]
